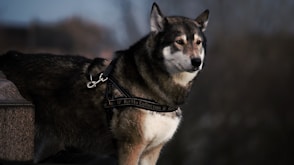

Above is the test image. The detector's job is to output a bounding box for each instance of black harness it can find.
[86,59,178,122]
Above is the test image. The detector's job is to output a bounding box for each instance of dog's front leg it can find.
[139,143,164,165]
[117,142,145,165]
[112,109,147,165]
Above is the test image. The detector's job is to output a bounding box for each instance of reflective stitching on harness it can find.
[104,98,178,112]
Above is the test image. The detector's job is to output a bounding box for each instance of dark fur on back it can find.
[0,51,115,162]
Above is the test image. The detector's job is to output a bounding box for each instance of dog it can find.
[0,3,209,165]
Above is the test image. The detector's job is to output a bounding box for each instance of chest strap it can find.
[103,75,178,113]
[87,59,179,123]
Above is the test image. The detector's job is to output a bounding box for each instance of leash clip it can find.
[87,73,108,88]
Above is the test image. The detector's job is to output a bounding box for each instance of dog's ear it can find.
[150,2,165,33]
[195,9,209,32]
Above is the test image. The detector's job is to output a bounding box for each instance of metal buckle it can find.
[87,73,108,88]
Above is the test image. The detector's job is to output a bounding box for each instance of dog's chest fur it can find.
[142,109,181,149]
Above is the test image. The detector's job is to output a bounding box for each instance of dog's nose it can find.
[191,58,202,68]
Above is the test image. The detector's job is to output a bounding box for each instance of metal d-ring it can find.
[87,73,108,88]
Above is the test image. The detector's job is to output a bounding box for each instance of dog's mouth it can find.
[188,67,200,73]
[175,63,201,73]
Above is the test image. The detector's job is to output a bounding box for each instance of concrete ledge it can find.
[0,72,34,161]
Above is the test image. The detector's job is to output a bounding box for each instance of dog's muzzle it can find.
[191,58,202,70]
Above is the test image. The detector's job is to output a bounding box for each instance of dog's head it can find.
[149,3,209,75]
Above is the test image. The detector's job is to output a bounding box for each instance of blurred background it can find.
[0,0,294,164]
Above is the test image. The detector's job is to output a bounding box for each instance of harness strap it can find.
[104,97,178,112]
[103,74,178,113]
[107,75,132,98]
[87,58,179,123]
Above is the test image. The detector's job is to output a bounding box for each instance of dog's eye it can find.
[196,40,202,45]
[175,39,185,45]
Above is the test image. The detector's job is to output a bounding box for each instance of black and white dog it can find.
[0,3,209,165]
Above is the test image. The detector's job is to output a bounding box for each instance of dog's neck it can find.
[112,35,195,106]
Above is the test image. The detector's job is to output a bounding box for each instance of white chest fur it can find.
[142,109,181,150]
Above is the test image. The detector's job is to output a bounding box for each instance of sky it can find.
[0,0,293,47]
[0,0,119,25]
[0,0,152,46]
